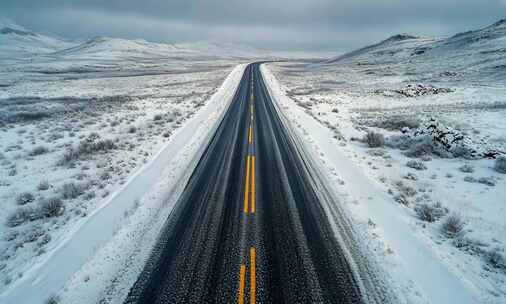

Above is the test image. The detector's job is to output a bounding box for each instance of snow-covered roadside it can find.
[0,61,239,289]
[0,64,246,304]
[261,64,486,303]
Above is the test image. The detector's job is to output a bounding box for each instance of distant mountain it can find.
[0,20,273,62]
[319,19,506,81]
[445,19,506,47]
[52,37,275,60]
[0,27,37,37]
[50,36,185,59]
[0,20,72,60]
[0,21,326,63]
[323,33,432,64]
[324,19,506,64]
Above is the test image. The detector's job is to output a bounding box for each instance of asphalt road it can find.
[124,63,370,304]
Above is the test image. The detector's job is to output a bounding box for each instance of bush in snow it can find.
[100,171,111,181]
[13,111,50,122]
[415,202,448,222]
[486,248,506,270]
[441,213,465,238]
[58,133,116,165]
[24,225,45,243]
[464,175,497,186]
[394,194,409,206]
[38,180,50,191]
[45,295,60,304]
[405,137,447,158]
[16,192,35,205]
[452,236,485,255]
[59,149,80,166]
[392,84,453,98]
[458,164,474,173]
[60,182,86,199]
[6,207,38,227]
[477,177,496,186]
[128,126,137,133]
[47,132,64,142]
[388,134,448,158]
[29,145,49,156]
[371,115,421,131]
[494,156,506,174]
[388,118,499,159]
[8,168,17,176]
[77,133,115,155]
[153,114,163,121]
[363,131,385,148]
[403,172,418,180]
[406,160,427,171]
[40,197,64,217]
[394,181,417,197]
[450,145,477,159]
[83,191,96,201]
[463,176,476,183]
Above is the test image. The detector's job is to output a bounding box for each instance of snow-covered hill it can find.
[0,20,326,69]
[0,20,275,61]
[324,34,437,64]
[52,37,280,61]
[320,19,506,83]
[0,21,270,86]
[0,20,276,64]
[50,37,179,58]
[0,21,72,61]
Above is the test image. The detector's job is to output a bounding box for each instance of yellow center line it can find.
[248,125,252,144]
[244,155,251,214]
[250,247,256,304]
[238,68,258,304]
[251,156,255,214]
[238,264,246,304]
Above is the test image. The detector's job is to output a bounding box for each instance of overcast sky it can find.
[1,0,505,52]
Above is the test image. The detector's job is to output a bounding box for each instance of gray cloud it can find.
[1,0,505,52]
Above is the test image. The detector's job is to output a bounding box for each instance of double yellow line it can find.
[238,69,257,304]
[244,88,255,214]
[243,153,255,214]
[238,247,256,304]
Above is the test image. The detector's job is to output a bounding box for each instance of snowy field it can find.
[264,19,506,304]
[0,21,253,300]
[2,17,505,304]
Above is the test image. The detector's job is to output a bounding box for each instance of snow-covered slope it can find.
[0,20,317,67]
[324,34,438,64]
[52,37,275,61]
[51,37,180,58]
[320,20,506,83]
[0,20,275,65]
[442,19,506,48]
[0,21,71,61]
